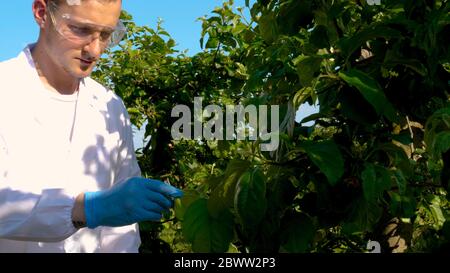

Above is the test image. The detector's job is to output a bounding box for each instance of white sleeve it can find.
[0,133,77,242]
[100,103,142,252]
[114,106,142,183]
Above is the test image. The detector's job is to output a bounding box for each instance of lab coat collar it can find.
[20,43,108,110]
[19,44,109,153]
[21,43,88,98]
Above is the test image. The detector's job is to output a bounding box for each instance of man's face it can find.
[43,0,122,79]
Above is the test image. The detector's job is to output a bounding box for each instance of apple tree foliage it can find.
[93,0,450,253]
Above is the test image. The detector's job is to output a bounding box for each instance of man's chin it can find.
[70,67,94,79]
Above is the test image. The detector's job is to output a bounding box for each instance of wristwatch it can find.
[72,220,87,229]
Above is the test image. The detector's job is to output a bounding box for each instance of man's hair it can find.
[47,0,120,6]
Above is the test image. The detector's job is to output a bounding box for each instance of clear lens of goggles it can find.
[48,2,126,48]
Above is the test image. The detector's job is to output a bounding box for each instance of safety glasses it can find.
[47,2,126,48]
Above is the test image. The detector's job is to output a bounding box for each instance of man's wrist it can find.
[72,193,86,229]
[72,220,86,229]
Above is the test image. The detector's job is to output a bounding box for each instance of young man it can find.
[0,0,183,252]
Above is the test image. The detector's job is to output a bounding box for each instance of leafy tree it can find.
[94,0,450,253]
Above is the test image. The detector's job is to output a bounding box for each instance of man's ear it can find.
[32,0,48,29]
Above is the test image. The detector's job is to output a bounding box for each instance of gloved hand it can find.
[84,177,183,229]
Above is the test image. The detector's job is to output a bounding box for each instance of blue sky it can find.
[0,0,250,61]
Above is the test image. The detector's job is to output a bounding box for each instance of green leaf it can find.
[208,160,252,217]
[205,37,219,49]
[277,0,313,35]
[258,11,278,43]
[361,163,392,202]
[174,189,200,221]
[428,195,446,230]
[234,168,267,229]
[183,199,234,253]
[158,30,170,37]
[384,53,428,77]
[127,107,141,116]
[338,25,401,58]
[425,107,450,160]
[339,87,378,125]
[433,132,450,156]
[310,25,330,49]
[388,191,416,218]
[167,39,176,48]
[293,87,312,109]
[248,211,282,252]
[339,69,399,123]
[361,163,377,202]
[300,112,327,125]
[392,169,407,195]
[342,197,382,234]
[301,140,344,186]
[280,213,315,253]
[294,55,323,87]
[378,143,413,177]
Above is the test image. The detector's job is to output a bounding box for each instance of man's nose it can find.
[83,36,104,59]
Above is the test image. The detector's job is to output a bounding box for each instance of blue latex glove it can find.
[84,177,183,229]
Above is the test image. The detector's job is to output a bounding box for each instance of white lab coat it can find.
[0,45,142,252]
